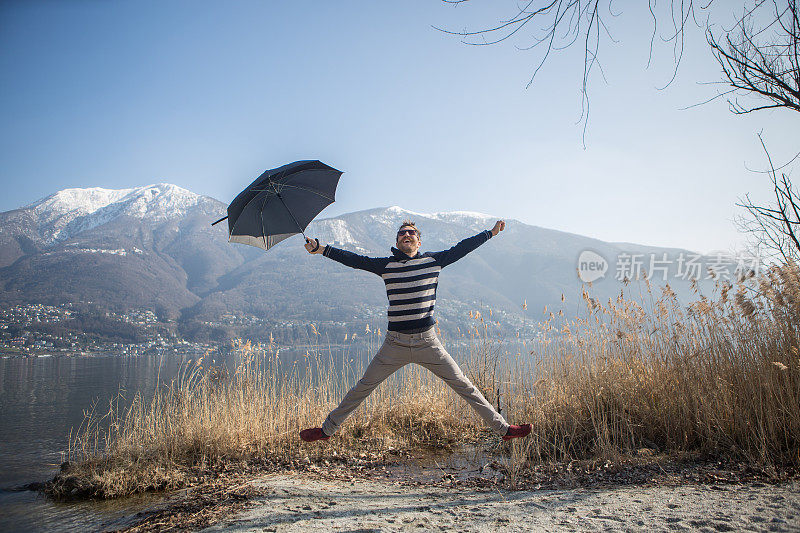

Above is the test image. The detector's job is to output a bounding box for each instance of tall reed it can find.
[496,262,800,472]
[52,326,480,498]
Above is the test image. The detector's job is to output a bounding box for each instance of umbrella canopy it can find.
[214,160,343,251]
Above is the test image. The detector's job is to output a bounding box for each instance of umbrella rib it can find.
[278,183,335,202]
[229,187,277,238]
[249,181,282,193]
[277,194,307,236]
[259,192,270,250]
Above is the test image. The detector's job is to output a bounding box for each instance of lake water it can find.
[0,353,195,532]
[0,338,529,532]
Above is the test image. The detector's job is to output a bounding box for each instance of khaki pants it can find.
[322,328,509,437]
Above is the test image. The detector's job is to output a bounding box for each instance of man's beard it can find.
[398,242,417,254]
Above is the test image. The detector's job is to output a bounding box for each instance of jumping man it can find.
[299,219,532,442]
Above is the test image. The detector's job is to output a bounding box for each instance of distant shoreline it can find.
[0,338,496,359]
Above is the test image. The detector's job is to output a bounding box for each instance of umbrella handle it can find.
[305,237,320,252]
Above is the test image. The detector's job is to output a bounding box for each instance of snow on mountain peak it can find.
[381,206,496,219]
[31,186,135,219]
[114,183,204,219]
[382,206,496,223]
[385,205,431,218]
[28,183,207,244]
[430,210,495,221]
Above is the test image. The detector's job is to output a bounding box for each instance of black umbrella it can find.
[212,160,343,251]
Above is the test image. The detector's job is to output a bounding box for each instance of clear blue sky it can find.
[1,1,796,253]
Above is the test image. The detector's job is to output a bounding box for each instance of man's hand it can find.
[490,220,506,236]
[304,237,324,254]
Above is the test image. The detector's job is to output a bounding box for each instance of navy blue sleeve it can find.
[429,230,493,268]
[322,245,385,275]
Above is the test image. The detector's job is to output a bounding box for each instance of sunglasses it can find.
[397,229,417,237]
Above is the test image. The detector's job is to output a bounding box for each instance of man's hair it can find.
[397,219,421,238]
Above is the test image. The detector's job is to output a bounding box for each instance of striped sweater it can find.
[322,230,493,332]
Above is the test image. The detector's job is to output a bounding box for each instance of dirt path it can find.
[199,474,800,532]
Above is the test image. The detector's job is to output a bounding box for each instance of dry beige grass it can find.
[497,262,800,477]
[49,329,482,498]
[48,263,800,499]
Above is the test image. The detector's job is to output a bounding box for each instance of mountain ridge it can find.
[0,184,724,342]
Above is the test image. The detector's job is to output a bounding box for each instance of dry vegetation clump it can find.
[47,263,800,499]
[498,262,800,475]
[47,330,481,499]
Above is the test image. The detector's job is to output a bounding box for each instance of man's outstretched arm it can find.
[304,237,384,275]
[431,220,506,268]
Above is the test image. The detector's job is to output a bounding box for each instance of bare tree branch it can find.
[736,133,800,263]
[707,0,800,114]
[436,0,716,139]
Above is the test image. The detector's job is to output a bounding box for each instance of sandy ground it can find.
[198,474,800,532]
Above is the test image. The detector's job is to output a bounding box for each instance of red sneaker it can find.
[300,427,331,442]
[502,424,532,441]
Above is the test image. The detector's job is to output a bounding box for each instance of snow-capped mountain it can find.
[0,184,717,342]
[0,184,242,316]
[22,183,218,245]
